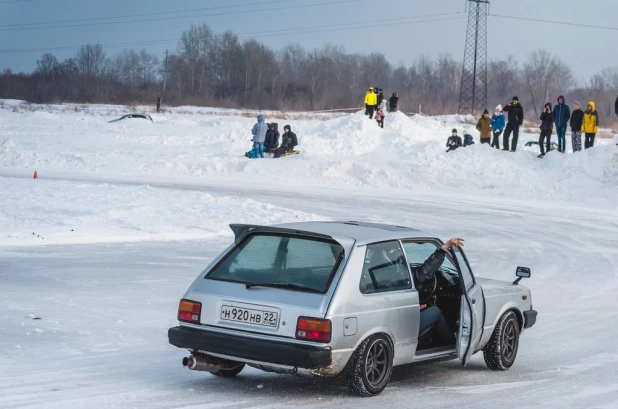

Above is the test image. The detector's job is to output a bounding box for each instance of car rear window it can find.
[206,234,344,293]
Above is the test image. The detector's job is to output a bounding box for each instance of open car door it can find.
[452,247,484,366]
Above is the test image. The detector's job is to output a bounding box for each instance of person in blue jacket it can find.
[553,95,571,153]
[490,104,506,149]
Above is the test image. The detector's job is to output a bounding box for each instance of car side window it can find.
[452,247,475,290]
[359,241,411,294]
[402,242,457,271]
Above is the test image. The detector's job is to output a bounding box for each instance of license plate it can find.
[220,304,279,328]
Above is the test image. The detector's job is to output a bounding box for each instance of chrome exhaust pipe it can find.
[182,354,220,372]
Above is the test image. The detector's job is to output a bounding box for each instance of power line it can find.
[490,13,618,32]
[0,0,297,28]
[0,0,361,32]
[0,13,466,54]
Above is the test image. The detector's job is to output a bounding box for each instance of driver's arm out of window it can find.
[415,249,446,283]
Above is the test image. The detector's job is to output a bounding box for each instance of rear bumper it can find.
[524,309,537,328]
[168,326,331,369]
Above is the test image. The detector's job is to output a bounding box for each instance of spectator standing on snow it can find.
[365,87,377,119]
[476,109,492,144]
[389,92,399,112]
[274,125,298,158]
[553,95,571,153]
[377,89,384,106]
[502,96,524,152]
[156,97,161,112]
[538,103,554,158]
[615,94,618,118]
[582,101,599,149]
[570,102,584,152]
[375,100,386,128]
[251,114,268,158]
[490,105,505,149]
[446,129,463,152]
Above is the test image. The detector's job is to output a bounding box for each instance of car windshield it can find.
[206,234,344,293]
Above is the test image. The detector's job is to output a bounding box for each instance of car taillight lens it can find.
[178,299,201,324]
[296,317,331,343]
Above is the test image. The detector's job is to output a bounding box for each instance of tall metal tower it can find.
[458,0,489,115]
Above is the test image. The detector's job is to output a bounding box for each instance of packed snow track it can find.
[1,104,617,408]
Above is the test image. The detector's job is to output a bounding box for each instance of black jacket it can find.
[615,95,618,116]
[446,135,462,150]
[377,92,384,106]
[570,109,584,132]
[540,111,554,131]
[264,128,280,150]
[412,249,446,284]
[388,96,399,111]
[280,131,298,150]
[503,102,524,126]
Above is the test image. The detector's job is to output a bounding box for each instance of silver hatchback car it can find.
[168,221,537,396]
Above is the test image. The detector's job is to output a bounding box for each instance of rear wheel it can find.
[345,334,393,397]
[483,311,520,370]
[211,363,245,377]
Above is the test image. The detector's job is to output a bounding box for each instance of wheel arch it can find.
[338,330,395,376]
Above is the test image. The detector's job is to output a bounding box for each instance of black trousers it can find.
[584,133,596,149]
[365,105,375,119]
[491,131,501,149]
[539,129,552,155]
[480,137,490,144]
[377,118,384,128]
[503,123,520,151]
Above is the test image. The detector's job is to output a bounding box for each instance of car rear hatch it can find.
[182,225,353,340]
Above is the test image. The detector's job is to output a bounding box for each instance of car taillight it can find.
[296,317,331,343]
[178,299,201,324]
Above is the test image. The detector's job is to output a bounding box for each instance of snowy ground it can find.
[1,103,618,408]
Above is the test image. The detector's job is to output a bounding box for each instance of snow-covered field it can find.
[1,102,618,408]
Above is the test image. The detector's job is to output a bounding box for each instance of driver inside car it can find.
[413,238,465,347]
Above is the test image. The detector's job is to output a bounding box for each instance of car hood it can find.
[477,277,530,296]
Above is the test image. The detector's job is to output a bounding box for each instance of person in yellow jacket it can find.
[364,87,378,119]
[582,101,599,149]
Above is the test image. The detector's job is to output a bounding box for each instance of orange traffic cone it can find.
[33,171,38,179]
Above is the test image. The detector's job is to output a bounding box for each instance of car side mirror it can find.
[514,266,531,285]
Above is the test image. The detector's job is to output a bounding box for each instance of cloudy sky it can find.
[0,0,616,82]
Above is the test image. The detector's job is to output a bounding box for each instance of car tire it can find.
[345,334,393,397]
[211,363,245,377]
[483,311,520,371]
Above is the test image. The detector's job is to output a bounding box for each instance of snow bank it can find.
[0,106,616,204]
[0,177,326,246]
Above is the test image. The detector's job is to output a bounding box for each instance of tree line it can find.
[1,23,617,122]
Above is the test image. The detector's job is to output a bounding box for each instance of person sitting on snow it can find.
[264,123,280,153]
[274,125,298,158]
[446,129,463,152]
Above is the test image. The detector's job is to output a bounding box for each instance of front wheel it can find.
[345,334,394,397]
[483,311,520,370]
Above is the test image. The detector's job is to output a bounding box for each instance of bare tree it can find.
[523,49,574,116]
[36,53,59,81]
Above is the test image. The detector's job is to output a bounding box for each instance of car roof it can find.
[271,221,429,246]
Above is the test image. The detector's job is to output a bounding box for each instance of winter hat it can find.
[257,114,264,123]
[284,124,291,131]
[496,104,502,111]
[452,128,458,133]
[512,96,519,101]
[483,109,489,115]
[574,101,581,107]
